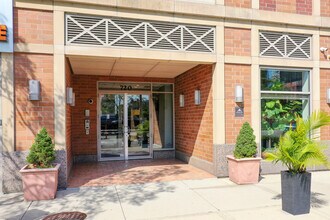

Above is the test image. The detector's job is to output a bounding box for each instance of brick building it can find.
[1,0,330,193]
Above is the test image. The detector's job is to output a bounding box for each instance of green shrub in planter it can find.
[265,111,330,215]
[26,127,55,168]
[265,111,330,173]
[234,122,257,159]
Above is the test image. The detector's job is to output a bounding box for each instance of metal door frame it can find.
[97,91,153,161]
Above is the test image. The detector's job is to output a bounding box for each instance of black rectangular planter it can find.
[281,171,311,215]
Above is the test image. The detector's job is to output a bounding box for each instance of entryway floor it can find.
[68,159,215,187]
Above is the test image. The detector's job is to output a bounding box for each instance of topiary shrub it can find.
[26,127,55,168]
[234,122,257,159]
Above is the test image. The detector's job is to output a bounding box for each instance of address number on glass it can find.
[120,85,132,90]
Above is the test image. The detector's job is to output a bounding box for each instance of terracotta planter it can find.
[20,164,60,201]
[226,155,261,184]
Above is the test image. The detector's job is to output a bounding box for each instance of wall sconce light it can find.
[66,87,73,104]
[320,47,330,60]
[327,88,330,104]
[179,94,184,107]
[71,92,75,106]
[235,85,243,103]
[195,89,201,105]
[28,80,41,101]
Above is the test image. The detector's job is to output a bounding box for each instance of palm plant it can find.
[264,111,330,173]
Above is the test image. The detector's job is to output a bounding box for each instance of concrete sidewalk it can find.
[1,171,330,220]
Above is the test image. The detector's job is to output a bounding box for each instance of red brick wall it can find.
[320,69,330,140]
[225,64,251,144]
[260,0,312,15]
[65,60,73,174]
[276,0,297,13]
[175,65,213,162]
[296,0,312,15]
[72,75,173,156]
[15,53,54,151]
[321,0,330,17]
[260,0,276,11]
[225,28,251,56]
[14,8,53,44]
[225,0,251,8]
[320,36,330,61]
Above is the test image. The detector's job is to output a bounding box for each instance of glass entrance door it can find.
[127,94,150,158]
[99,93,151,160]
[100,94,125,160]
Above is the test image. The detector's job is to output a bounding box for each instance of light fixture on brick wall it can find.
[327,88,330,104]
[235,85,243,103]
[28,80,41,101]
[179,94,184,107]
[320,47,330,60]
[66,87,73,104]
[195,89,201,105]
[71,92,75,106]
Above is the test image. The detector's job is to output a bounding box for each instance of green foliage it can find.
[265,111,330,173]
[261,76,303,150]
[262,99,302,136]
[26,128,55,168]
[234,122,257,159]
[137,120,149,136]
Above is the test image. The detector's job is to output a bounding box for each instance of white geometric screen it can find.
[66,14,215,53]
[259,31,311,59]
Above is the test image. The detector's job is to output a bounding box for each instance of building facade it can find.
[1,0,330,193]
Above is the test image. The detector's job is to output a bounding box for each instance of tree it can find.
[234,122,257,159]
[27,127,55,168]
[265,111,330,173]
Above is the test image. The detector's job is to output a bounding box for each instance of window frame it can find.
[259,67,312,151]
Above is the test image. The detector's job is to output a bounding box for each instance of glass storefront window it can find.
[260,68,310,152]
[152,93,173,149]
[261,69,309,92]
[98,82,174,150]
[152,84,173,92]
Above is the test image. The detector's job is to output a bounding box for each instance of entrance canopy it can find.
[67,56,201,78]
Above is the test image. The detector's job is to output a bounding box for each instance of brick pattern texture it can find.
[175,65,214,162]
[65,60,73,175]
[225,0,251,8]
[14,8,53,44]
[225,64,251,144]
[320,69,330,140]
[321,0,330,17]
[15,53,54,151]
[296,0,312,15]
[320,36,330,61]
[260,0,312,15]
[225,28,251,56]
[71,75,173,156]
[260,0,276,11]
[276,0,297,14]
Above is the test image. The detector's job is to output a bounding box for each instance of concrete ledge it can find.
[215,143,330,177]
[74,154,97,163]
[153,150,175,159]
[214,144,234,177]
[175,150,214,175]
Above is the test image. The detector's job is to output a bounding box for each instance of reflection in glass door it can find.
[100,94,125,160]
[127,94,150,158]
[99,93,151,160]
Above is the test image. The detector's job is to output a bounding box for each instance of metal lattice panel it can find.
[66,14,215,53]
[259,32,311,59]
